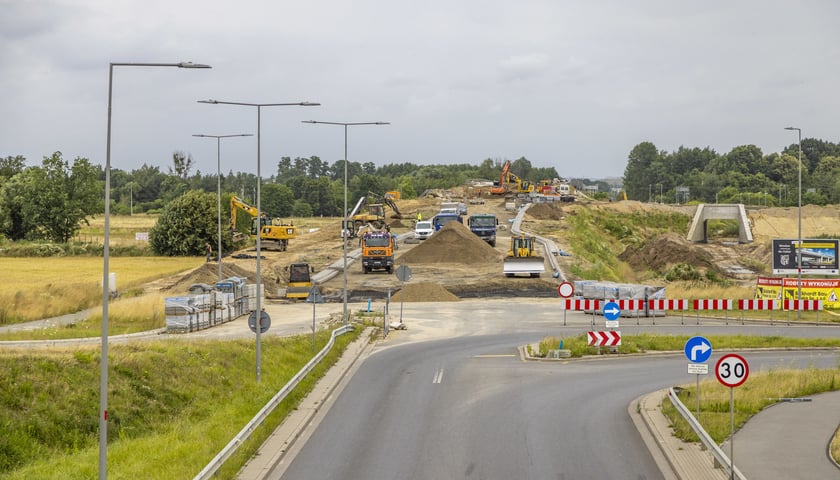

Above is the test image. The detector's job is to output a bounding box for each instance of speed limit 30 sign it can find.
[715,353,749,387]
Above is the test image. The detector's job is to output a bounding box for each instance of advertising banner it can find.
[755,276,840,309]
[772,239,839,275]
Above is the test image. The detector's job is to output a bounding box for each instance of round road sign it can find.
[715,353,749,387]
[395,265,412,282]
[248,310,271,334]
[557,281,574,298]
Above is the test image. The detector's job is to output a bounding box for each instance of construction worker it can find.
[205,243,213,263]
[417,212,422,221]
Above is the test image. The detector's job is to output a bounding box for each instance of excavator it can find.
[343,192,403,238]
[503,235,545,278]
[230,196,297,251]
[489,160,511,195]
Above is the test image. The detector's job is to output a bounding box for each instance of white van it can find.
[414,220,434,240]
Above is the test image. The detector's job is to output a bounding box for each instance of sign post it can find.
[557,282,574,325]
[394,265,412,334]
[305,286,325,354]
[684,336,712,419]
[716,353,749,480]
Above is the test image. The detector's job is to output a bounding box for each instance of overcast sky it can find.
[2,1,838,180]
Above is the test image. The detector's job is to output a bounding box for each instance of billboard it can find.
[755,276,840,309]
[772,239,839,275]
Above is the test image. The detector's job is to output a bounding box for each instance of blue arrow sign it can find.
[603,301,621,321]
[684,336,713,363]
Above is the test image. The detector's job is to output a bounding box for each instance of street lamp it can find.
[301,120,390,324]
[785,126,803,318]
[192,133,253,283]
[199,100,319,383]
[102,61,210,480]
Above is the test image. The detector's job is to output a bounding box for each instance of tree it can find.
[149,190,221,256]
[169,151,193,181]
[261,183,295,217]
[623,142,659,200]
[0,155,26,183]
[19,152,100,243]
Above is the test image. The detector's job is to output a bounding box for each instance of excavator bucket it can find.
[503,256,546,277]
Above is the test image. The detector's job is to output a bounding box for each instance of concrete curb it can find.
[236,326,376,480]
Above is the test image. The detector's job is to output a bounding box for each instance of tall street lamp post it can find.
[198,100,319,382]
[192,133,253,282]
[785,126,803,318]
[102,61,211,480]
[301,120,390,324]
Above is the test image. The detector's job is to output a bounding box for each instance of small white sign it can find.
[688,363,709,375]
[605,320,619,328]
[135,232,149,241]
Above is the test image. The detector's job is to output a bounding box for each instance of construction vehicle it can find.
[285,263,314,299]
[433,212,463,231]
[360,231,396,274]
[230,196,297,251]
[344,193,404,237]
[489,160,511,195]
[504,235,545,278]
[467,213,498,247]
[385,191,401,200]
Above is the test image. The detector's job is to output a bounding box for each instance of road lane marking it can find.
[432,368,444,384]
[473,354,517,358]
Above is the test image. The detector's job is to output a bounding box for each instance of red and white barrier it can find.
[560,299,601,311]
[693,299,733,310]
[648,299,689,310]
[737,299,777,310]
[782,300,823,311]
[617,299,645,310]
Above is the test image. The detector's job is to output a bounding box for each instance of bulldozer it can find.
[503,235,545,278]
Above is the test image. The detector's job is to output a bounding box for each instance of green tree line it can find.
[623,139,840,205]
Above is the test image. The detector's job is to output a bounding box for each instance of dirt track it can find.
[155,193,840,302]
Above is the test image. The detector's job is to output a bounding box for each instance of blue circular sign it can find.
[684,336,713,363]
[603,301,621,321]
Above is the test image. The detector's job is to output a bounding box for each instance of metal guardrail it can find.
[193,324,356,480]
[667,387,747,480]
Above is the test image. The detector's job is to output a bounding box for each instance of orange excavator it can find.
[489,160,511,195]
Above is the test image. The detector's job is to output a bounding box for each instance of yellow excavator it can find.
[230,196,297,251]
[504,235,545,278]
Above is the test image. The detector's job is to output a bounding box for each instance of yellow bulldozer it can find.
[503,235,545,278]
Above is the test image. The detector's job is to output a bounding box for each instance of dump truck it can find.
[504,235,545,277]
[433,212,462,231]
[361,231,396,274]
[285,263,314,299]
[467,213,498,247]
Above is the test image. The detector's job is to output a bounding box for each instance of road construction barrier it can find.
[783,299,823,311]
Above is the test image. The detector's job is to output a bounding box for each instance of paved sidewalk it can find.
[633,389,728,480]
[236,327,375,480]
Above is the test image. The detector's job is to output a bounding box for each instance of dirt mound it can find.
[388,219,407,228]
[397,221,503,265]
[158,262,256,294]
[391,281,460,302]
[618,233,718,274]
[526,202,570,220]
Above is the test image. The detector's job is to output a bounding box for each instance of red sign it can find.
[587,331,621,346]
[557,282,574,298]
[715,353,749,387]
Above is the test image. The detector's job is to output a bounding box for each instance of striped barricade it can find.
[692,299,734,324]
[560,299,601,311]
[647,299,689,324]
[737,299,778,324]
[782,300,823,311]
[617,299,645,322]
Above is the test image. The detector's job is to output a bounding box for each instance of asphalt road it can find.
[259,300,840,479]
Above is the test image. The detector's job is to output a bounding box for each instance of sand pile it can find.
[618,233,718,274]
[391,281,460,302]
[527,202,569,220]
[397,220,503,265]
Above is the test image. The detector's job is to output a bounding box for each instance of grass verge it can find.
[0,327,362,479]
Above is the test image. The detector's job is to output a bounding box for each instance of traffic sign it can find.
[395,265,412,282]
[305,286,325,304]
[687,363,709,374]
[684,336,713,363]
[603,301,621,321]
[587,331,621,346]
[248,310,271,334]
[715,353,749,387]
[557,281,574,298]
